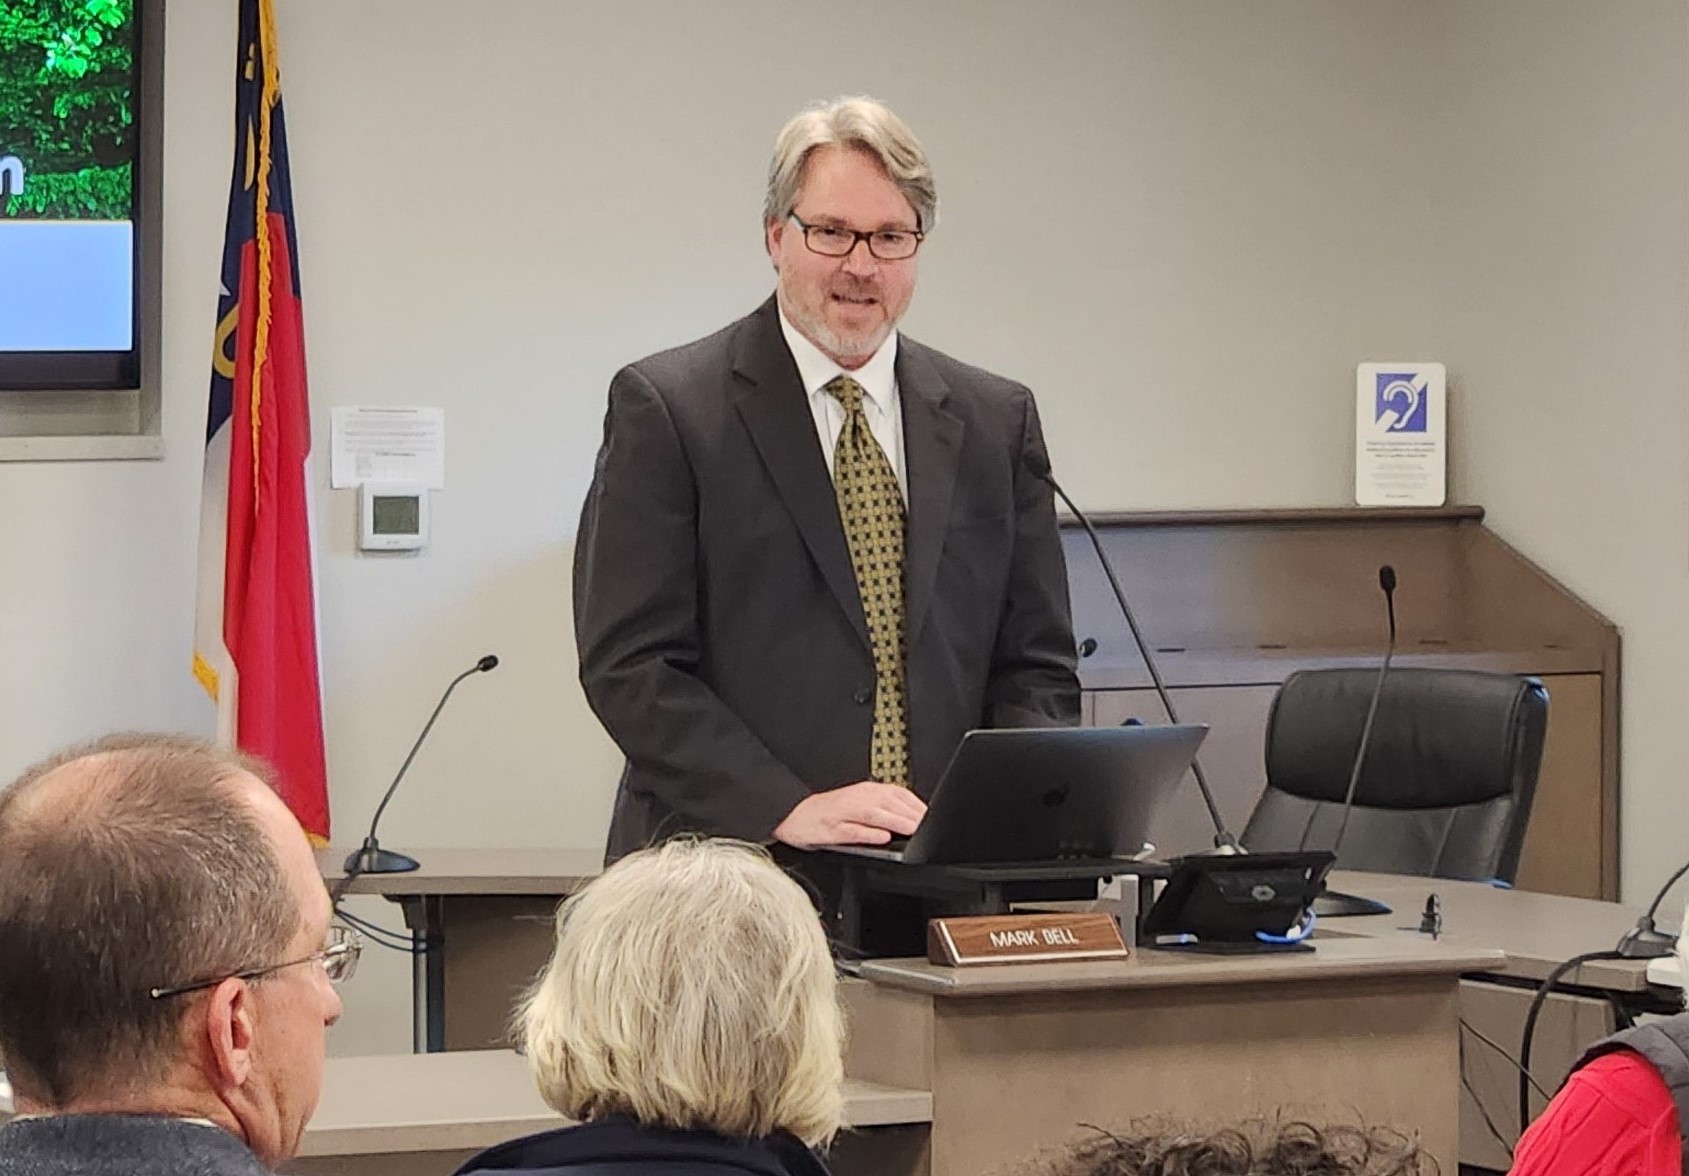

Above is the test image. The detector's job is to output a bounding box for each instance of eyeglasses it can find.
[788,215,924,261]
[148,924,362,1000]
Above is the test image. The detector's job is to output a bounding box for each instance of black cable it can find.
[331,854,430,956]
[340,922,420,956]
[1462,1068,1515,1162]
[329,857,365,905]
[337,911,416,952]
[336,907,425,955]
[330,858,419,950]
[1458,1029,1515,1161]
[1518,950,1625,1137]
[329,833,430,957]
[335,907,415,947]
[1460,1018,1551,1100]
[328,853,399,945]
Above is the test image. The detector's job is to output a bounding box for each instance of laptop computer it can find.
[833,723,1208,866]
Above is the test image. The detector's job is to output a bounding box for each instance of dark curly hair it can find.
[1030,1120,1436,1176]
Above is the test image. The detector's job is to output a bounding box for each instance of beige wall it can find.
[1436,0,1689,903]
[0,1,1679,1054]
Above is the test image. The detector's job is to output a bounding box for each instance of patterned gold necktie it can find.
[825,375,911,787]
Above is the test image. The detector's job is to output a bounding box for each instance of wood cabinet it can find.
[1064,507,1619,898]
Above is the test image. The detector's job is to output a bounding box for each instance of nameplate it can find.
[926,913,1129,967]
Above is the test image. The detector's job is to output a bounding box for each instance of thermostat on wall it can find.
[360,483,429,551]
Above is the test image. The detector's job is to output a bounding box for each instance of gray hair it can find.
[520,838,845,1146]
[0,734,298,1105]
[763,95,937,232]
[1030,1119,1434,1176]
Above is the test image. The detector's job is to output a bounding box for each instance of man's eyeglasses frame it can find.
[787,214,925,261]
[148,924,361,1000]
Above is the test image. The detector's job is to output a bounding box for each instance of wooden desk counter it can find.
[290,1050,930,1176]
[305,851,1659,1174]
[318,847,603,897]
[315,848,603,1052]
[1328,871,1652,990]
[861,934,1501,996]
[845,935,1483,1176]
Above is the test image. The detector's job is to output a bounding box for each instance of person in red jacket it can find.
[1509,908,1689,1176]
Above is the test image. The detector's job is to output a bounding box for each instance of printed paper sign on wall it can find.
[1355,362,1446,507]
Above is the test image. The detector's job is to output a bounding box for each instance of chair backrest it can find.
[1240,668,1549,882]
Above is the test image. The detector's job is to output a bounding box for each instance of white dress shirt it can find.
[777,306,907,501]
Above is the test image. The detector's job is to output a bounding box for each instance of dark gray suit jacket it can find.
[575,297,1080,870]
[0,1115,271,1176]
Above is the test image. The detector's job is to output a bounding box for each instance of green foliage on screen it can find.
[0,0,135,220]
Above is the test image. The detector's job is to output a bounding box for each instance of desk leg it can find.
[836,868,862,957]
[396,895,446,1053]
[1135,876,1156,944]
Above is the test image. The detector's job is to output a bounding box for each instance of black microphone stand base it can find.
[1616,924,1678,959]
[343,843,421,875]
[1312,889,1391,918]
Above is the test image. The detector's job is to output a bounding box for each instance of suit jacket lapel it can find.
[899,343,964,646]
[730,299,871,651]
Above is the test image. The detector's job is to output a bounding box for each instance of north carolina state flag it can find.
[193,0,328,841]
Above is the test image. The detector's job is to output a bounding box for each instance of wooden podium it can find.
[1063,506,1619,898]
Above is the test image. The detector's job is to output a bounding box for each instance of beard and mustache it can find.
[780,274,895,363]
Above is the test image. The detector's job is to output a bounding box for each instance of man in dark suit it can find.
[575,96,1080,901]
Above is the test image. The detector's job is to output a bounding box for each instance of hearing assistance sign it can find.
[1355,362,1446,507]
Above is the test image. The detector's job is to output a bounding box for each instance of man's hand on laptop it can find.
[772,782,927,850]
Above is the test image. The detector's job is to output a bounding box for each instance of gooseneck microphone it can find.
[1308,566,1396,917]
[343,654,500,876]
[1512,842,1689,1136]
[1615,858,1689,959]
[1027,453,1242,853]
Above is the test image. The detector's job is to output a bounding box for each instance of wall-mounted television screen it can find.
[0,0,143,390]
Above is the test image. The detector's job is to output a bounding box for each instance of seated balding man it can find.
[0,734,354,1175]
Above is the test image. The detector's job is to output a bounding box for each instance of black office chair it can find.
[1240,668,1549,884]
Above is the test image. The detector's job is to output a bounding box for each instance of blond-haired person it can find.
[453,839,845,1176]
